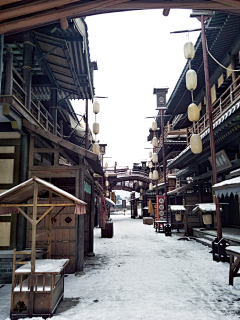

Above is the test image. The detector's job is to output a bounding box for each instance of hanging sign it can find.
[156,195,165,221]
[208,149,232,172]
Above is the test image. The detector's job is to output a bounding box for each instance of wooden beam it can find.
[0,0,130,34]
[0,203,76,207]
[212,0,240,8]
[17,206,33,224]
[23,119,98,161]
[0,0,82,22]
[36,205,54,225]
[0,0,22,6]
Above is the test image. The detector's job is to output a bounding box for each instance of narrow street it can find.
[1,214,240,320]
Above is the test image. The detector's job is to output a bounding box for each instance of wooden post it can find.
[50,87,58,135]
[0,34,3,95]
[47,191,52,258]
[75,168,85,273]
[85,99,88,149]
[231,55,237,90]
[88,180,95,256]
[23,32,34,110]
[29,181,38,317]
[3,47,13,95]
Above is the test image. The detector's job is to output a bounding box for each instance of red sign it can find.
[156,195,165,221]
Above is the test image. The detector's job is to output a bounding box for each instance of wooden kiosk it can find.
[0,177,86,319]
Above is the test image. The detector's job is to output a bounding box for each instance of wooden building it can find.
[153,12,240,233]
[0,18,103,282]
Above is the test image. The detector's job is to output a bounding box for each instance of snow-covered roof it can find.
[169,205,185,211]
[213,176,240,197]
[105,198,115,207]
[15,259,69,274]
[193,203,218,213]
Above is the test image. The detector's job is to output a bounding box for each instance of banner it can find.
[156,195,165,221]
[100,194,107,229]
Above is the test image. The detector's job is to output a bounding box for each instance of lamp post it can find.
[154,88,171,236]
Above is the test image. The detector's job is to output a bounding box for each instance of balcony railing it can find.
[187,75,240,145]
[2,67,60,135]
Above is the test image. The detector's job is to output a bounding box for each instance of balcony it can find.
[187,75,240,145]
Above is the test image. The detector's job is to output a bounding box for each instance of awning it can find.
[105,198,115,208]
[213,177,240,198]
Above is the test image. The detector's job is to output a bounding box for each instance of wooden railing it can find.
[9,68,60,135]
[187,75,240,144]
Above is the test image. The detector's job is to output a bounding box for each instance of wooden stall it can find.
[0,177,86,319]
[169,205,186,232]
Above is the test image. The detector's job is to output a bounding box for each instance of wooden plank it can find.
[212,0,240,8]
[17,206,33,224]
[0,203,75,207]
[23,119,98,161]
[36,205,54,225]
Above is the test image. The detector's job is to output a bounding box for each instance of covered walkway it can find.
[1,215,240,319]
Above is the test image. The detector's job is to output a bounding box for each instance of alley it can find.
[1,214,240,320]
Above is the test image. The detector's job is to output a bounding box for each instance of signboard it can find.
[156,195,165,221]
[208,150,232,172]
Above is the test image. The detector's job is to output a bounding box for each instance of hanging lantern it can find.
[190,134,202,154]
[149,171,153,179]
[186,69,197,91]
[149,151,152,158]
[153,169,159,180]
[149,183,153,190]
[188,103,200,122]
[184,41,195,60]
[149,161,153,169]
[105,162,108,168]
[105,181,109,187]
[106,191,109,197]
[93,101,100,114]
[152,121,157,131]
[92,122,99,134]
[152,137,158,147]
[152,153,158,163]
[140,188,143,194]
[92,143,100,155]
[105,171,109,178]
[140,196,143,200]
[140,181,143,186]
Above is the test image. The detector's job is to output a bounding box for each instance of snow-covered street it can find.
[1,214,240,320]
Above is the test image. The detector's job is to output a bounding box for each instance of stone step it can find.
[195,237,213,248]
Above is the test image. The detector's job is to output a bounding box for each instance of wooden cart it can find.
[0,177,86,319]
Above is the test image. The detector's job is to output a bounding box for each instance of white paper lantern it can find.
[153,169,159,180]
[105,181,109,187]
[140,188,143,194]
[188,103,200,122]
[92,122,99,134]
[149,183,153,190]
[152,121,157,131]
[139,182,143,186]
[93,101,100,114]
[152,137,158,147]
[92,143,99,155]
[184,41,195,60]
[149,161,153,169]
[106,191,109,197]
[152,153,158,163]
[190,134,202,154]
[186,69,197,91]
[105,162,108,168]
[140,196,143,200]
[105,171,109,178]
[149,171,153,179]
[149,151,152,158]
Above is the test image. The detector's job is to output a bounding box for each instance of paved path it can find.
[1,215,240,320]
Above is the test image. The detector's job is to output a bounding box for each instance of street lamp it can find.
[154,87,171,237]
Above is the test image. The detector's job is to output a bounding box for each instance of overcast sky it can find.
[72,9,200,196]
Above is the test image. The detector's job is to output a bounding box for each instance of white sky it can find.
[71,9,201,197]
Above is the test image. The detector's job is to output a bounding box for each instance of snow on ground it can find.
[1,214,240,320]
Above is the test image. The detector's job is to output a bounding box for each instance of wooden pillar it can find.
[75,168,85,273]
[85,99,88,149]
[0,34,3,95]
[3,47,13,95]
[88,180,95,256]
[50,87,58,135]
[23,32,34,110]
[16,132,29,250]
[29,181,38,317]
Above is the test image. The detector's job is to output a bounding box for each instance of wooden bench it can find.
[226,246,240,285]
